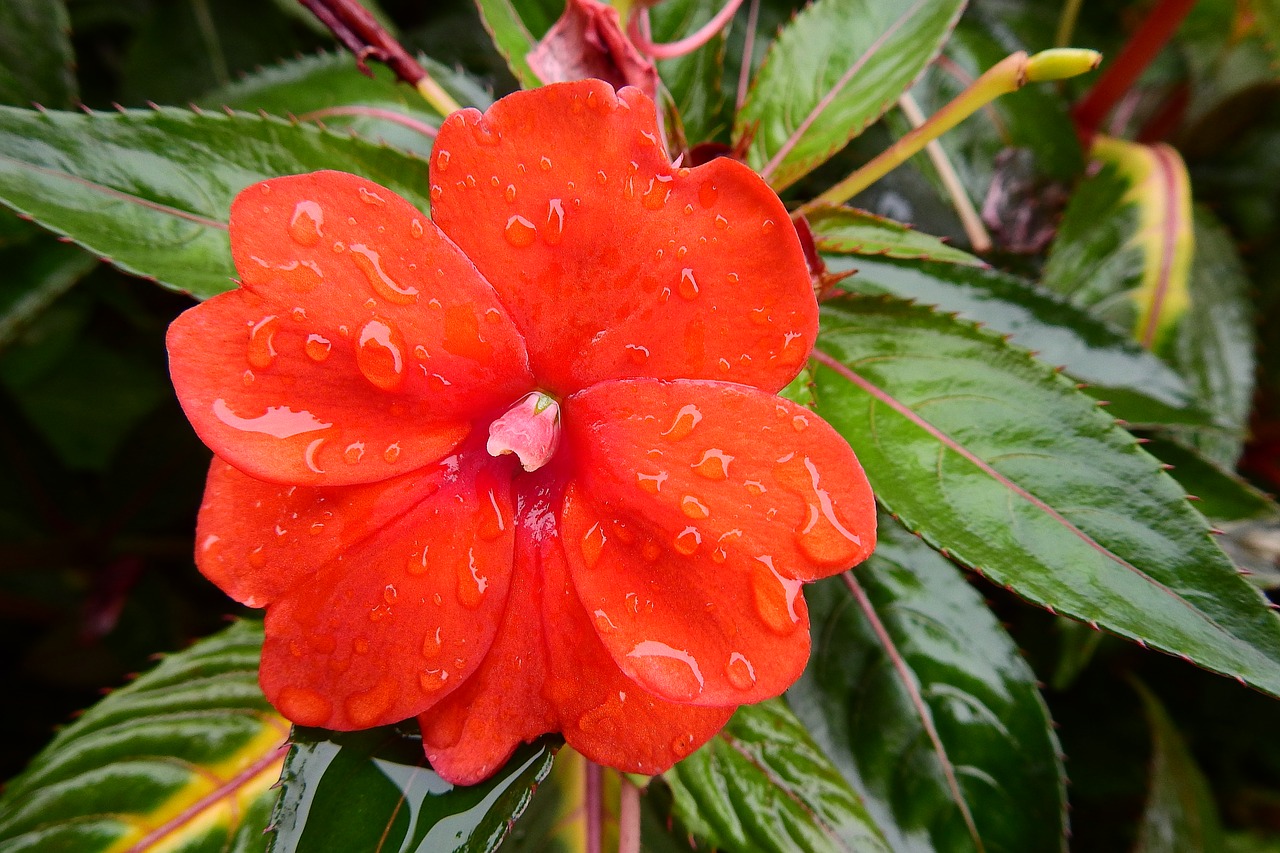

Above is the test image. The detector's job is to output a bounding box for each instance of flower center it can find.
[486,391,562,472]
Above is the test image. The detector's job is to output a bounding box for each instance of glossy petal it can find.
[429,80,816,396]
[258,448,518,731]
[422,478,733,783]
[168,171,533,486]
[563,378,876,582]
[561,482,811,707]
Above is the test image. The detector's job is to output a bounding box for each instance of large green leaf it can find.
[0,105,433,300]
[0,237,94,351]
[270,726,556,853]
[790,521,1066,853]
[736,0,966,191]
[206,51,492,159]
[820,251,1216,429]
[811,295,1280,697]
[1132,681,1226,853]
[650,0,732,147]
[1143,436,1280,525]
[0,0,77,108]
[808,205,983,266]
[0,620,286,852]
[473,0,543,88]
[664,699,891,853]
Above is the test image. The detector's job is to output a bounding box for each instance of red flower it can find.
[168,79,875,785]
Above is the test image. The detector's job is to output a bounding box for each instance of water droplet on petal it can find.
[580,521,607,568]
[625,343,650,364]
[504,184,517,203]
[248,546,267,568]
[435,150,451,172]
[681,495,710,519]
[383,442,401,463]
[636,470,667,494]
[627,640,705,701]
[673,526,701,555]
[289,201,324,246]
[642,176,672,210]
[422,627,442,658]
[356,318,406,390]
[456,548,487,609]
[477,490,507,540]
[344,679,398,727]
[672,732,696,758]
[344,442,365,464]
[505,215,537,247]
[792,414,809,432]
[383,583,398,604]
[544,199,564,245]
[420,668,450,692]
[698,182,718,208]
[410,218,424,238]
[305,334,331,362]
[247,316,279,369]
[358,186,385,206]
[762,218,776,233]
[726,652,757,690]
[594,609,618,634]
[678,268,699,300]
[596,170,608,185]
[540,156,552,171]
[661,405,702,442]
[429,184,443,202]
[350,244,419,304]
[751,557,802,634]
[242,370,255,385]
[714,214,729,230]
[406,549,428,575]
[277,686,332,726]
[693,449,733,480]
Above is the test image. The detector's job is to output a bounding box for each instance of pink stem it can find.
[629,0,746,60]
[586,761,602,853]
[735,0,761,111]
[618,778,641,853]
[295,105,438,137]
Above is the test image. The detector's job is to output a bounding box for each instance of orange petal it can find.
[542,521,734,770]
[259,448,517,731]
[429,80,815,396]
[563,378,876,581]
[168,171,533,486]
[561,483,811,706]
[421,478,732,783]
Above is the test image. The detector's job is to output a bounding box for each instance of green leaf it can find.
[664,699,891,853]
[0,620,287,853]
[790,520,1067,852]
[1143,436,1280,525]
[0,0,77,108]
[0,105,433,300]
[822,253,1216,429]
[270,726,556,853]
[474,0,544,88]
[0,237,95,351]
[1132,680,1225,853]
[812,295,1280,698]
[206,51,492,159]
[808,204,984,266]
[737,0,966,191]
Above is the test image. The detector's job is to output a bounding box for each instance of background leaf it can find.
[0,0,77,109]
[664,699,891,853]
[791,520,1067,853]
[0,106,433,300]
[737,0,966,191]
[270,726,556,853]
[808,205,984,266]
[650,0,733,148]
[0,620,287,853]
[811,295,1280,697]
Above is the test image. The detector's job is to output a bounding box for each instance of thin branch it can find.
[586,761,602,853]
[629,0,745,60]
[736,0,761,112]
[618,778,641,853]
[898,92,992,252]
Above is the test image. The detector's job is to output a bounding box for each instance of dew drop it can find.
[726,652,758,690]
[661,405,702,442]
[751,557,802,634]
[544,199,564,245]
[435,150,451,172]
[642,176,672,210]
[504,184,517,203]
[762,219,776,233]
[627,640,705,701]
[383,583,398,604]
[714,214,729,230]
[358,186,385,206]
[698,182,718,208]
[683,204,694,215]
[671,732,696,758]
[594,609,618,634]
[539,156,552,171]
[356,318,406,390]
[288,201,324,246]
[247,316,279,369]
[673,526,701,556]
[678,268,699,300]
[350,244,419,304]
[596,170,608,185]
[744,480,766,496]
[422,627,442,658]
[277,686,332,726]
[692,449,733,480]
[419,668,449,692]
[625,343,650,365]
[384,442,401,464]
[242,370,255,385]
[636,471,667,494]
[248,546,267,568]
[676,245,688,260]
[305,334,331,362]
[504,215,537,247]
[477,490,507,541]
[344,442,365,464]
[681,495,710,520]
[429,184,443,201]
[792,414,809,432]
[310,522,325,536]
[410,218,424,238]
[345,678,397,727]
[580,521,607,568]
[406,549,429,575]
[456,548,488,609]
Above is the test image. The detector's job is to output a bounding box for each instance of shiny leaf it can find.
[0,0,77,108]
[808,204,984,266]
[664,699,891,853]
[0,620,288,853]
[812,295,1280,697]
[790,520,1067,853]
[1133,681,1225,853]
[474,0,544,88]
[0,105,432,300]
[651,0,732,146]
[269,726,556,853]
[1144,436,1280,525]
[737,0,965,191]
[205,51,491,158]
[822,253,1216,429]
[0,237,94,351]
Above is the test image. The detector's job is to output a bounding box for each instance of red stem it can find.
[586,761,602,853]
[1072,0,1197,145]
[297,0,429,86]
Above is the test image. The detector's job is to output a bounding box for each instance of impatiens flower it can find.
[167,79,875,785]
